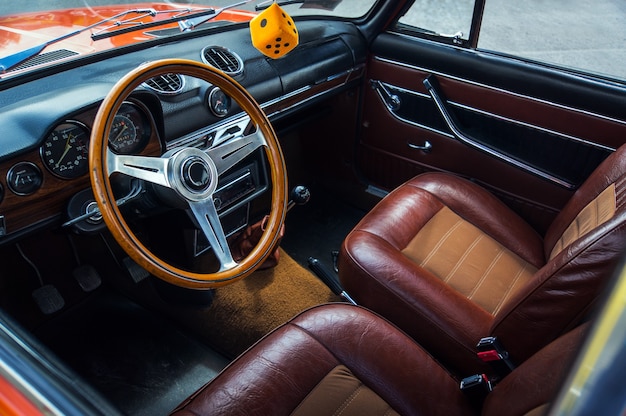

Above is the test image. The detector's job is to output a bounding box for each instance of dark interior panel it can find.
[355,32,626,232]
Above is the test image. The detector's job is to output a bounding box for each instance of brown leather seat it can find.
[171,303,586,416]
[338,144,626,376]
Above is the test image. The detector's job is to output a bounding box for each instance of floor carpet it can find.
[161,248,342,359]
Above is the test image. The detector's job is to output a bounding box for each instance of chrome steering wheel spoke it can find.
[189,199,237,271]
[207,127,266,176]
[107,149,171,188]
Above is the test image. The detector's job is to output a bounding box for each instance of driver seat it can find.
[338,144,626,376]
[171,303,586,416]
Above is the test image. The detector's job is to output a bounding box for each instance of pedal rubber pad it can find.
[73,264,102,292]
[123,257,150,283]
[32,284,65,315]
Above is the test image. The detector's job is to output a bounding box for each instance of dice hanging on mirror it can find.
[250,3,299,59]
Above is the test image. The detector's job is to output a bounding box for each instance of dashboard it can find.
[0,21,367,243]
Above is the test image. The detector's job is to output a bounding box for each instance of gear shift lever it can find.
[287,185,310,211]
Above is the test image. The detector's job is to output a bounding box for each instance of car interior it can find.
[0,1,625,415]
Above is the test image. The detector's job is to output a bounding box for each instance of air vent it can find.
[142,73,185,95]
[201,46,244,76]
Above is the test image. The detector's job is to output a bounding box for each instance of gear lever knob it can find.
[291,185,310,205]
[287,185,310,211]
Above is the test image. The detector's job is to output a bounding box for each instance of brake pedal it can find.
[32,284,65,315]
[123,256,150,283]
[73,264,102,292]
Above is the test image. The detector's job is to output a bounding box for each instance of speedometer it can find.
[41,121,90,179]
[108,102,151,154]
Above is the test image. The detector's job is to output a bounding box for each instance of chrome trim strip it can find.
[370,80,454,138]
[262,66,364,119]
[374,56,626,127]
[423,77,575,189]
[449,101,615,152]
[373,79,614,182]
[167,66,364,151]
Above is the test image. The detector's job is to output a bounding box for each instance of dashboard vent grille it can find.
[202,46,244,76]
[143,73,185,95]
[10,49,78,72]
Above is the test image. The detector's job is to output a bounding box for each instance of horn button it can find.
[169,148,219,201]
[183,157,212,192]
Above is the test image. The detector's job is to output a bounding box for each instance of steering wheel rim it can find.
[89,59,287,289]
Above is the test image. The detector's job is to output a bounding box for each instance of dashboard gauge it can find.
[41,121,90,179]
[208,87,231,117]
[7,162,43,195]
[108,102,151,154]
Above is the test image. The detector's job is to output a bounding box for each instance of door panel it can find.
[357,33,626,233]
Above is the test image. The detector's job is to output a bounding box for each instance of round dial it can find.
[41,121,89,179]
[108,102,151,154]
[208,87,231,117]
[7,162,43,195]
[109,114,137,151]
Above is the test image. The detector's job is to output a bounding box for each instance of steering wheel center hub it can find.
[167,147,219,201]
[182,157,212,192]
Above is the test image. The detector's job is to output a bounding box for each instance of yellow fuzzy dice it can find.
[250,3,299,59]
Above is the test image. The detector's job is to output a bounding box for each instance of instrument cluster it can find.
[40,101,152,181]
[41,102,152,179]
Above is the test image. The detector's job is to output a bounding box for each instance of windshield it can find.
[0,0,377,76]
[0,0,375,18]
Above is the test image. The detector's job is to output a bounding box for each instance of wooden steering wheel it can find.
[89,59,287,289]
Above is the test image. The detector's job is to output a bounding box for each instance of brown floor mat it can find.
[143,248,341,359]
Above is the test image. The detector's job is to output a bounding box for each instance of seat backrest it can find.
[490,144,626,364]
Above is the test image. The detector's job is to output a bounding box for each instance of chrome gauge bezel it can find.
[40,120,90,180]
[7,161,43,195]
[208,87,231,118]
[107,101,152,155]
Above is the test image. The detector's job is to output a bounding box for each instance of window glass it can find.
[395,0,626,82]
[397,0,474,41]
[478,0,626,81]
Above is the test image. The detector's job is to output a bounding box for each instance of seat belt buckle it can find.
[476,336,515,377]
[460,373,492,406]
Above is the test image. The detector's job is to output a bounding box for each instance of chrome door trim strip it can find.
[371,81,454,138]
[448,101,615,152]
[374,80,614,152]
[423,76,576,189]
[374,56,626,128]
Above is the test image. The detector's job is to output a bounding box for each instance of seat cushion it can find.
[339,173,545,376]
[402,206,537,315]
[291,365,399,416]
[170,304,473,416]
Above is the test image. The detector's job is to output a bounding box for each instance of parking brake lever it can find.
[308,257,357,305]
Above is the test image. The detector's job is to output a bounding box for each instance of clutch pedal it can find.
[32,284,65,315]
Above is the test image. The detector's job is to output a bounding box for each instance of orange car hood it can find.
[0,3,254,71]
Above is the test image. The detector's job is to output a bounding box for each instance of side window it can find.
[478,0,626,81]
[395,0,626,82]
[396,0,475,44]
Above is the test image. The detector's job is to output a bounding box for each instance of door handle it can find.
[407,140,432,153]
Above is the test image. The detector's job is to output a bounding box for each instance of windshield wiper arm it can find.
[0,8,158,72]
[94,0,255,39]
[91,8,215,40]
[178,0,254,31]
[255,0,304,11]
